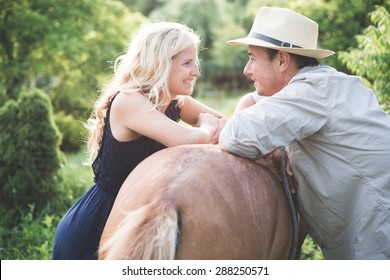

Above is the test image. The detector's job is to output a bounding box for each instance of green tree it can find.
[338,6,390,113]
[0,0,146,113]
[0,0,146,151]
[120,0,165,16]
[0,89,63,213]
[211,23,250,90]
[296,0,387,72]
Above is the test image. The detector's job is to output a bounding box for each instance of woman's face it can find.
[168,45,200,98]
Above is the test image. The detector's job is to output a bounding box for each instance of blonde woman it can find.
[53,22,226,259]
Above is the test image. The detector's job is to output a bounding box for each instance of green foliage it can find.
[0,0,147,154]
[300,235,324,260]
[0,0,146,111]
[120,0,165,15]
[54,112,88,152]
[305,0,387,72]
[58,149,93,204]
[210,23,251,89]
[195,90,243,117]
[0,204,59,259]
[0,149,93,260]
[0,89,63,213]
[338,5,390,113]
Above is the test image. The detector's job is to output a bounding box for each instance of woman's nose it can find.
[192,65,201,77]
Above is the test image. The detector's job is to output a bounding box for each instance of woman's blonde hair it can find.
[86,22,201,162]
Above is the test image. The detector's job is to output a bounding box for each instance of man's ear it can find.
[277,51,291,71]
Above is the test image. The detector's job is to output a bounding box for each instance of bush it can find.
[0,204,59,260]
[0,149,93,260]
[55,112,88,152]
[0,89,64,214]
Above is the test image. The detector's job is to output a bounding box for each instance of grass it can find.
[60,149,94,193]
[195,90,243,117]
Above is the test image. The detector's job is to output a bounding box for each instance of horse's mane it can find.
[100,200,178,259]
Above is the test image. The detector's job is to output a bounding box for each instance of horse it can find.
[98,144,293,260]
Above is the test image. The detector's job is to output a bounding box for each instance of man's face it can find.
[243,46,283,96]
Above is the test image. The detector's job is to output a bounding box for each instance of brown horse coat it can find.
[99,144,292,259]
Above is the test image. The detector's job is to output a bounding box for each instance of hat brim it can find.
[227,37,334,59]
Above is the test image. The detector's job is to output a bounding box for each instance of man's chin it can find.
[253,84,262,96]
[255,89,264,96]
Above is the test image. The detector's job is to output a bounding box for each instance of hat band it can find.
[248,32,302,48]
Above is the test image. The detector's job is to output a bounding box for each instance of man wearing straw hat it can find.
[219,7,390,259]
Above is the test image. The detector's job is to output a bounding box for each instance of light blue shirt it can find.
[219,65,390,259]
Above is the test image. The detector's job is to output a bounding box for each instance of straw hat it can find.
[228,7,334,59]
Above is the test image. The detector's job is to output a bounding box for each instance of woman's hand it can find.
[212,117,228,143]
[194,113,220,143]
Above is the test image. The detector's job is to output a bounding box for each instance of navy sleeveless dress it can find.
[52,97,181,259]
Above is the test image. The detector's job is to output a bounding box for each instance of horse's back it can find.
[100,144,292,259]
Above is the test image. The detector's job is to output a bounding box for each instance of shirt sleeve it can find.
[219,79,329,159]
[250,91,263,103]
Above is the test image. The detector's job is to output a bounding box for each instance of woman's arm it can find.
[178,95,227,143]
[110,92,220,146]
[234,92,258,111]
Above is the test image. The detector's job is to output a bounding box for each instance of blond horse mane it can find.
[99,200,178,260]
